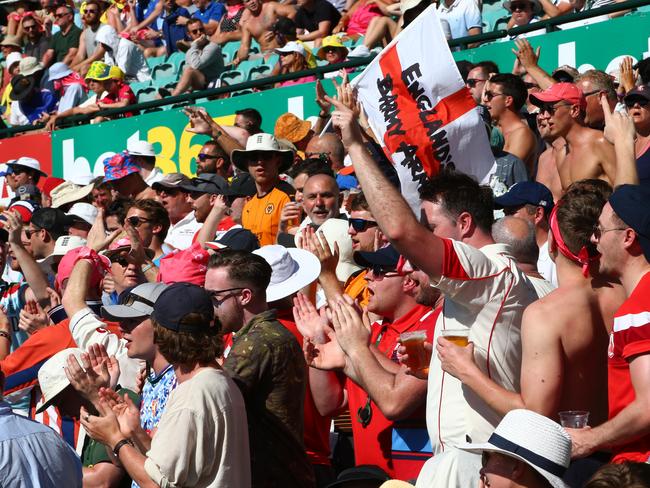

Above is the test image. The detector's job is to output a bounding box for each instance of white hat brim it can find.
[258,248,321,302]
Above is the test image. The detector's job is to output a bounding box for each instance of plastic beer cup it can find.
[441,329,470,347]
[558,411,590,428]
[400,330,430,374]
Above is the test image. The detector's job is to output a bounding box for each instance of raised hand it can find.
[330,297,369,355]
[87,343,120,390]
[87,208,121,252]
[511,39,540,72]
[315,79,332,115]
[18,300,49,335]
[293,292,331,344]
[184,106,216,136]
[619,56,636,94]
[65,352,109,407]
[601,92,635,145]
[301,226,339,276]
[325,94,365,149]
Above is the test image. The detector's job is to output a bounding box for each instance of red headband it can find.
[548,204,598,278]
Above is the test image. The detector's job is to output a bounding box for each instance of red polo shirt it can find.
[347,304,439,480]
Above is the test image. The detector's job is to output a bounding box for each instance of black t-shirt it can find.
[295,0,341,33]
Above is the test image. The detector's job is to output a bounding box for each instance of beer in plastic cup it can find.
[441,329,470,347]
[400,330,430,374]
[558,410,590,428]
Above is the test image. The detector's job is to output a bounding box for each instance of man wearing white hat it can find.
[4,157,48,193]
[127,140,164,186]
[65,203,98,238]
[232,133,295,246]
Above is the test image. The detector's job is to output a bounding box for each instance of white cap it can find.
[253,245,320,302]
[275,41,306,57]
[8,157,48,177]
[36,348,85,413]
[66,202,98,226]
[38,235,87,272]
[6,52,22,70]
[127,140,156,157]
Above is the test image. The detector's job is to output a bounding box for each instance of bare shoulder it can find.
[523,287,588,331]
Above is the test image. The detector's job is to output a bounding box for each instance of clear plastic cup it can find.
[441,329,470,347]
[558,410,590,428]
[400,330,430,374]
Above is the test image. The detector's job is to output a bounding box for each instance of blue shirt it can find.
[19,89,58,123]
[192,1,225,25]
[0,400,82,487]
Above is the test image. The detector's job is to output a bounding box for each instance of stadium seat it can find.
[137,87,159,103]
[482,3,510,31]
[129,81,152,95]
[146,55,167,71]
[248,65,271,81]
[152,63,176,80]
[222,41,242,60]
[166,51,185,73]
[231,89,253,97]
[220,70,244,85]
[493,15,511,31]
[250,39,261,54]
[264,53,279,67]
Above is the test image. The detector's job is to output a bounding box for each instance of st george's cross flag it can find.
[353,5,496,211]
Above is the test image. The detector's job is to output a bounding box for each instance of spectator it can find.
[25,207,69,260]
[206,250,315,486]
[491,216,547,284]
[466,60,499,105]
[22,15,50,64]
[295,0,341,45]
[195,139,231,177]
[95,24,152,82]
[104,197,133,233]
[504,0,544,34]
[317,35,348,77]
[484,73,537,175]
[530,83,616,191]
[437,0,481,40]
[42,4,81,67]
[333,0,385,38]
[9,71,57,125]
[170,19,224,96]
[575,70,618,131]
[623,85,650,187]
[0,371,83,486]
[234,0,296,65]
[94,64,139,120]
[65,202,98,238]
[127,140,163,186]
[231,133,294,245]
[301,173,341,228]
[180,173,228,226]
[274,112,314,151]
[494,181,557,285]
[568,185,650,462]
[47,62,87,112]
[81,282,252,487]
[152,174,201,250]
[0,35,23,60]
[226,173,257,226]
[70,0,105,76]
[190,0,226,35]
[211,0,245,46]
[102,152,157,200]
[584,462,650,488]
[160,0,192,55]
[274,41,317,88]
[125,199,171,264]
[234,107,263,134]
[3,157,47,193]
[457,409,571,488]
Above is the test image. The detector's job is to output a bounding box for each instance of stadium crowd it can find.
[3,0,650,488]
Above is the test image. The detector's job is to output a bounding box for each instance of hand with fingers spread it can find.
[65,352,110,407]
[87,343,120,390]
[87,207,122,252]
[45,287,61,311]
[293,292,331,344]
[325,94,365,149]
[123,219,148,265]
[301,227,339,277]
[315,79,332,116]
[511,39,540,72]
[80,400,123,447]
[303,331,346,370]
[330,296,369,356]
[18,300,49,335]
[619,56,636,95]
[184,106,217,136]
[102,389,142,439]
[2,210,24,246]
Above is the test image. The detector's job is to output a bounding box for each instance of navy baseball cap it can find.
[180,173,228,195]
[205,227,260,252]
[494,181,554,212]
[353,245,400,271]
[150,282,214,333]
[609,184,650,262]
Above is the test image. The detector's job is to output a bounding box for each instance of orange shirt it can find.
[242,187,291,246]
[344,269,370,308]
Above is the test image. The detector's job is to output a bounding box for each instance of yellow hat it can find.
[317,35,349,60]
[108,65,124,80]
[85,61,111,81]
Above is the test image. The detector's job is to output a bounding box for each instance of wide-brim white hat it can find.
[8,156,48,177]
[127,139,156,157]
[458,409,571,488]
[36,348,84,413]
[253,245,321,302]
[50,180,95,208]
[231,133,294,173]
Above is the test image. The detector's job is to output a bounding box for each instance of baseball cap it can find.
[529,82,586,110]
[180,173,228,195]
[66,202,98,226]
[150,282,214,333]
[41,177,66,198]
[623,84,650,103]
[227,173,257,199]
[31,208,71,235]
[151,172,192,192]
[552,65,580,83]
[205,227,260,252]
[8,200,38,224]
[275,41,306,57]
[353,244,401,271]
[103,152,141,182]
[127,140,156,157]
[7,157,48,177]
[609,184,650,262]
[102,282,169,320]
[493,181,554,212]
[36,348,85,413]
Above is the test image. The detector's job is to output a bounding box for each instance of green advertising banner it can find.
[51,12,650,179]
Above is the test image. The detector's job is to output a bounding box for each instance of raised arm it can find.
[512,39,555,91]
[600,93,639,186]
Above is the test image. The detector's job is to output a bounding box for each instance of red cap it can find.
[8,201,36,224]
[41,177,66,198]
[530,82,586,110]
[157,242,209,286]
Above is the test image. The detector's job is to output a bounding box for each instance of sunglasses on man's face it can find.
[625,97,650,109]
[23,23,38,30]
[84,8,99,15]
[126,216,152,227]
[349,218,377,232]
[466,78,486,88]
[197,152,219,162]
[190,28,205,35]
[55,12,70,18]
[510,2,531,10]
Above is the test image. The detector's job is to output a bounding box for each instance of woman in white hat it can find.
[274,41,317,88]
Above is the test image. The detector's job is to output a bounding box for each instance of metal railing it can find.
[1,0,649,138]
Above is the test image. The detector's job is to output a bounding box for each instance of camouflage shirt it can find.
[224,309,315,487]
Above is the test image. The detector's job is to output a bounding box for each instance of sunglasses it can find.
[368,265,402,280]
[246,151,277,162]
[126,216,152,227]
[484,91,506,101]
[54,12,70,18]
[624,98,650,108]
[510,2,531,10]
[349,218,378,232]
[190,28,205,34]
[538,102,571,115]
[466,78,486,88]
[197,152,219,161]
[523,82,539,89]
[502,205,525,216]
[156,187,180,196]
[111,255,130,267]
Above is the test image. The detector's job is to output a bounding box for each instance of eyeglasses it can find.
[483,91,506,102]
[126,216,152,227]
[207,287,244,306]
[466,78,486,88]
[24,228,39,239]
[624,98,650,109]
[510,2,531,10]
[538,102,572,115]
[197,152,219,161]
[349,218,378,232]
[190,28,205,34]
[367,266,402,281]
[523,81,539,89]
[83,8,98,14]
[157,187,180,197]
[592,223,627,240]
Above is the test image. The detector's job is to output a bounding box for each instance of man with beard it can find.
[195,140,231,178]
[297,245,439,480]
[153,174,201,251]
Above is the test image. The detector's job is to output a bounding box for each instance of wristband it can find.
[112,438,134,457]
[76,247,111,274]
[0,330,10,341]
[142,263,155,273]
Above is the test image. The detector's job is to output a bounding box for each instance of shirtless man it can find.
[234,0,296,64]
[531,83,616,191]
[535,114,563,202]
[438,182,625,427]
[483,74,537,175]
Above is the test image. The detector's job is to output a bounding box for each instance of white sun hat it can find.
[127,139,156,157]
[50,180,95,208]
[458,409,571,488]
[8,156,48,177]
[253,245,321,302]
[36,348,84,413]
[38,235,87,272]
[275,41,306,58]
[66,202,98,226]
[231,132,294,173]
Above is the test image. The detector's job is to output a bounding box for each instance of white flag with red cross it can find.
[353,5,496,211]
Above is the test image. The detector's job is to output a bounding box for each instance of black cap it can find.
[9,75,36,102]
[227,173,257,198]
[180,173,228,195]
[623,84,650,104]
[609,184,650,262]
[206,227,260,252]
[326,465,390,487]
[31,207,71,236]
[353,245,400,271]
[150,282,214,333]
